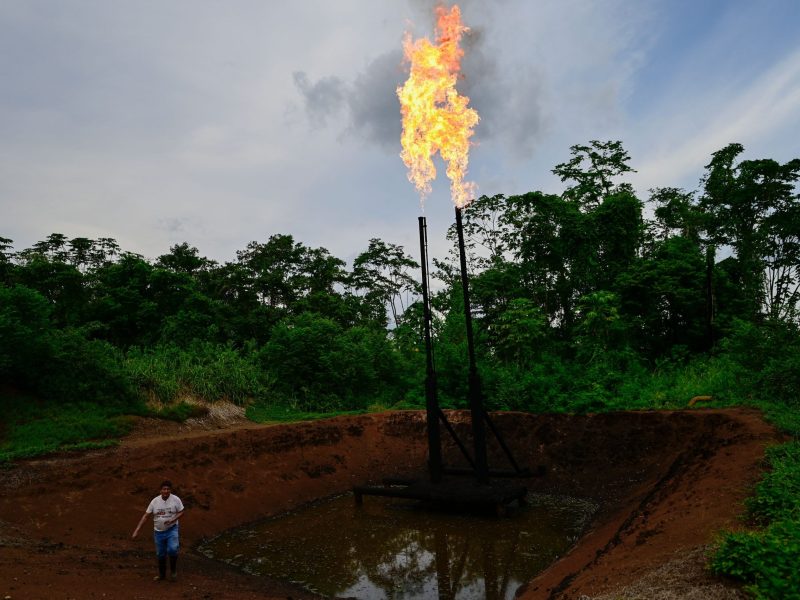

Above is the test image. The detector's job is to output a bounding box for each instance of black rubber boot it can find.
[156,557,167,580]
[169,555,178,580]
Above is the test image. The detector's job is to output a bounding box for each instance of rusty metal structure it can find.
[354,209,529,512]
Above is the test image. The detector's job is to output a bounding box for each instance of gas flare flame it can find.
[397,4,479,209]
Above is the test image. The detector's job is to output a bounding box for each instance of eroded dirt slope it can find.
[0,409,779,599]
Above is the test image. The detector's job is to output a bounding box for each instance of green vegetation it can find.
[0,392,133,461]
[1,141,799,593]
[245,404,367,424]
[711,442,800,599]
[745,442,800,525]
[149,400,210,422]
[124,342,270,405]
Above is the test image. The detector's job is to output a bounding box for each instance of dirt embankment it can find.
[0,409,779,599]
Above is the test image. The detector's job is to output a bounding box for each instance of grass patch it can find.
[125,343,270,406]
[758,402,800,438]
[245,402,367,424]
[0,392,136,463]
[745,441,800,524]
[711,520,800,599]
[709,418,800,599]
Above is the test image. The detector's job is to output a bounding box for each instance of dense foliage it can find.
[711,442,800,599]
[2,141,799,594]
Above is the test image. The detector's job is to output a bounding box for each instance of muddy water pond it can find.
[199,492,596,599]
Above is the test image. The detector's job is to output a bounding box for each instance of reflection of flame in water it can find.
[398,4,479,209]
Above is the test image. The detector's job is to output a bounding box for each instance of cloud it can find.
[630,47,800,193]
[292,71,347,128]
[293,51,405,148]
[345,50,406,147]
[157,217,192,234]
[459,27,546,158]
[293,19,546,158]
[3,0,796,269]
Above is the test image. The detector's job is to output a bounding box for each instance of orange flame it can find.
[398,4,479,208]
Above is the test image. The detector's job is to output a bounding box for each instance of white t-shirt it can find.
[146,494,184,532]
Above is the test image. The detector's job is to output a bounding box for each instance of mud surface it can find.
[0,409,779,599]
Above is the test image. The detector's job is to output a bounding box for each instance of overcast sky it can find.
[2,0,799,266]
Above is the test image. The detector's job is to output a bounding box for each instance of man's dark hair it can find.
[160,480,173,489]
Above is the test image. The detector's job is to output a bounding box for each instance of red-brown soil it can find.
[0,409,780,599]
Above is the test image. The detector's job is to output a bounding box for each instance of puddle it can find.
[199,492,597,599]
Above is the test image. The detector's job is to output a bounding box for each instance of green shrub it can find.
[245,403,365,423]
[482,356,573,413]
[258,313,408,411]
[711,520,800,600]
[0,285,138,407]
[0,285,53,377]
[39,328,137,406]
[711,440,800,599]
[612,353,752,410]
[150,401,210,422]
[746,442,800,525]
[125,342,270,405]
[0,394,134,462]
[721,319,800,407]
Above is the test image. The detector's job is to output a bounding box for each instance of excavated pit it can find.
[198,491,598,598]
[0,409,779,599]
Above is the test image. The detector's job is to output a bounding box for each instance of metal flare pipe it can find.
[418,216,442,482]
[455,206,489,484]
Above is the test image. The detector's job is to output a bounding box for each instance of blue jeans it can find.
[153,524,179,558]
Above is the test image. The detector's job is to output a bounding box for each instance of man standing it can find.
[132,480,185,581]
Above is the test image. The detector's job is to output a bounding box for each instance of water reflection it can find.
[199,493,596,599]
